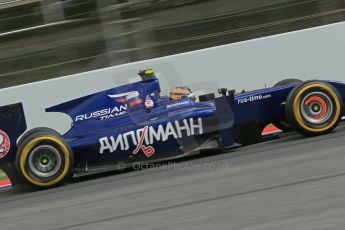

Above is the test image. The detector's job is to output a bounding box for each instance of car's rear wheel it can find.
[15,129,73,189]
[273,78,303,132]
[18,127,60,145]
[285,81,343,136]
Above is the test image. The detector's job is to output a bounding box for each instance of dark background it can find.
[1,0,345,88]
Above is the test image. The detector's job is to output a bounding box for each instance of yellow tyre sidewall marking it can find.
[19,136,70,187]
[293,83,341,132]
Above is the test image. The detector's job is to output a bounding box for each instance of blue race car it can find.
[0,69,344,189]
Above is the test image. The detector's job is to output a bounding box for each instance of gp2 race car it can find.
[0,70,344,189]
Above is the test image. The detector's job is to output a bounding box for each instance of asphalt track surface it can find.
[1,127,345,230]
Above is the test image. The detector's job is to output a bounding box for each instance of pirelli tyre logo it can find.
[99,118,203,157]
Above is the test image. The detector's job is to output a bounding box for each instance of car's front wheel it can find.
[273,78,303,132]
[285,81,343,136]
[15,129,73,189]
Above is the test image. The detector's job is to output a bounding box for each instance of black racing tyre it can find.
[274,78,303,87]
[285,81,343,137]
[18,127,60,145]
[15,129,73,189]
[273,78,303,132]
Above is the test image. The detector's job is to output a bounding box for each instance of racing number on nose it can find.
[0,131,10,157]
[0,134,3,153]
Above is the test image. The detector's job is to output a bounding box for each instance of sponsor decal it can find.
[99,118,203,156]
[114,97,127,103]
[133,126,155,157]
[166,100,190,109]
[237,94,272,104]
[108,94,130,103]
[75,105,127,122]
[144,95,154,109]
[129,97,143,107]
[0,130,10,159]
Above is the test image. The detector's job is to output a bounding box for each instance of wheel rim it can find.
[28,145,62,178]
[300,92,333,125]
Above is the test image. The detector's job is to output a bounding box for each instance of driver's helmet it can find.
[169,86,196,101]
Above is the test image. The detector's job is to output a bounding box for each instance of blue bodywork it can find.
[46,77,226,169]
[1,75,345,174]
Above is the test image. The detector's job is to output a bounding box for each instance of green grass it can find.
[0,170,8,180]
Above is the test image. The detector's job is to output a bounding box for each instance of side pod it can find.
[215,96,235,148]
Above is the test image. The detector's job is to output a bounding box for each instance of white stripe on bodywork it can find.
[108,91,139,100]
